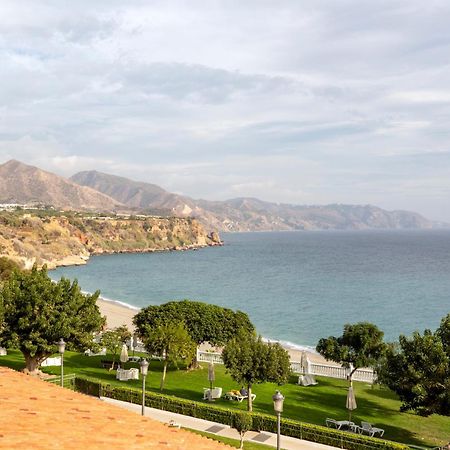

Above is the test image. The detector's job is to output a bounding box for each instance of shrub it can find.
[74,378,101,397]
[75,378,409,450]
[232,411,253,448]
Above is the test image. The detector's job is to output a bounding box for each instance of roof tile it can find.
[0,367,230,450]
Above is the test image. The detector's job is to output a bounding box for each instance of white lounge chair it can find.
[359,421,385,437]
[203,387,223,400]
[326,418,354,430]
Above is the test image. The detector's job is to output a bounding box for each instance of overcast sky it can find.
[1,1,449,221]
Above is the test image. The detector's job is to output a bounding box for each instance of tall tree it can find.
[316,322,386,385]
[133,300,254,366]
[101,325,132,370]
[142,321,196,391]
[0,266,104,373]
[222,330,291,411]
[379,314,450,416]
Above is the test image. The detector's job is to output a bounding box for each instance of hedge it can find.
[74,378,409,450]
[74,377,101,397]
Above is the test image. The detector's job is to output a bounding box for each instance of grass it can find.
[187,428,273,449]
[1,349,449,447]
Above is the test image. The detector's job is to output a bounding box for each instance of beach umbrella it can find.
[300,351,309,375]
[208,362,215,395]
[346,385,357,422]
[120,343,129,367]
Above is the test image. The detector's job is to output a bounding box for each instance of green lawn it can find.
[187,428,273,449]
[1,350,448,447]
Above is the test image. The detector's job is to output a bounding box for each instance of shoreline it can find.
[96,296,331,365]
[45,240,224,270]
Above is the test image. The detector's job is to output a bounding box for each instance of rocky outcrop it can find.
[0,212,221,269]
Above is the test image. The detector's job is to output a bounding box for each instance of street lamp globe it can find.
[58,338,66,354]
[140,358,149,376]
[272,390,284,414]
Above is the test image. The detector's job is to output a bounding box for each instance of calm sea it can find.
[51,230,450,350]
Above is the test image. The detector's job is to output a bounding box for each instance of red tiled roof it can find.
[0,367,230,449]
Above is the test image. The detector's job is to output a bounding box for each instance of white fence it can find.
[197,350,224,365]
[196,349,376,383]
[41,356,62,367]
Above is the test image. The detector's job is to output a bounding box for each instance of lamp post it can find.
[140,359,149,416]
[272,390,284,450]
[58,338,66,387]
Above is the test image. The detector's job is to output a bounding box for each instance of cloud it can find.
[0,0,449,220]
[389,90,450,103]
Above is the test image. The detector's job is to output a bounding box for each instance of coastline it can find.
[97,296,331,365]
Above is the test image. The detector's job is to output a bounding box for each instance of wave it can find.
[262,337,318,354]
[97,295,141,312]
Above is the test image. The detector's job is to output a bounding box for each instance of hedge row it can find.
[75,378,409,450]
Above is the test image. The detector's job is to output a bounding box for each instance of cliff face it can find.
[0,212,221,270]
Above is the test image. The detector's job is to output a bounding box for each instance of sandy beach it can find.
[97,298,138,331]
[97,298,331,365]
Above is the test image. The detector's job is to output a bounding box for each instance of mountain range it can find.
[0,160,120,211]
[0,160,440,231]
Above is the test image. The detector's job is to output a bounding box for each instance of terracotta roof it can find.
[0,367,230,449]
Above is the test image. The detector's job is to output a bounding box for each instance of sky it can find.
[0,1,449,221]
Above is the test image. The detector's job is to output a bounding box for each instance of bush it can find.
[74,378,101,397]
[75,378,408,450]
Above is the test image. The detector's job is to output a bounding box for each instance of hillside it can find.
[0,211,221,269]
[197,198,434,231]
[71,170,436,232]
[71,170,198,216]
[0,160,121,211]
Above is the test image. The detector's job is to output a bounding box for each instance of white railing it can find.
[293,361,376,384]
[196,349,376,383]
[196,350,224,364]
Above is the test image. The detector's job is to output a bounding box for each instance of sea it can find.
[51,230,450,351]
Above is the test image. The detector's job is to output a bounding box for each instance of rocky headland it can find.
[0,211,222,270]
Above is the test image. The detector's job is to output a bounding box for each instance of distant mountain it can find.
[0,160,121,211]
[71,169,436,232]
[71,170,198,216]
[199,197,435,230]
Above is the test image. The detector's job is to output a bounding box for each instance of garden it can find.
[0,349,448,447]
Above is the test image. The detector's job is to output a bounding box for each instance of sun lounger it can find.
[325,418,354,430]
[298,374,318,386]
[203,387,223,400]
[224,391,256,402]
[357,421,385,437]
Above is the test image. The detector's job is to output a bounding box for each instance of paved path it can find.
[101,397,337,450]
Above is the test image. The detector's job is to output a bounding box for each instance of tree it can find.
[101,325,132,370]
[232,412,253,449]
[142,321,196,391]
[0,266,105,373]
[133,300,254,366]
[222,330,291,411]
[316,322,386,385]
[379,314,450,416]
[0,257,20,283]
